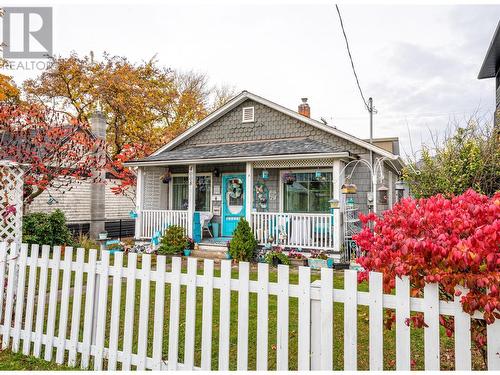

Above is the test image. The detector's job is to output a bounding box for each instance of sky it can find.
[2,2,499,157]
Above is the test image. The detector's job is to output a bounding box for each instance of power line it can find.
[335,4,369,112]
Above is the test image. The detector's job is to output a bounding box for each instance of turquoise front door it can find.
[222,174,246,236]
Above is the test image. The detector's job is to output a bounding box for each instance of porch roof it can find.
[126,138,350,166]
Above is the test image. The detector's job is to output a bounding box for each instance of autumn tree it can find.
[0,103,106,205]
[23,52,235,156]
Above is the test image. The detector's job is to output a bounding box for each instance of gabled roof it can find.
[151,90,399,160]
[478,21,500,79]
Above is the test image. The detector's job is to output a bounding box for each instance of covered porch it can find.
[131,139,350,253]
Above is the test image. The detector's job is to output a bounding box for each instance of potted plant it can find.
[264,246,289,267]
[288,248,308,267]
[98,231,108,240]
[307,250,334,269]
[282,172,296,185]
[183,237,195,256]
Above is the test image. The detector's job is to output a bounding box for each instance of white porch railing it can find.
[140,210,188,239]
[251,212,333,251]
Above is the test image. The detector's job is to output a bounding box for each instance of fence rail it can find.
[0,242,498,371]
[251,212,334,250]
[139,209,188,239]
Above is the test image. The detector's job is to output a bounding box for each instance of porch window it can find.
[171,175,212,211]
[283,172,332,213]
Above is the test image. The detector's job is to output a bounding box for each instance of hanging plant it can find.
[160,168,171,184]
[282,172,296,185]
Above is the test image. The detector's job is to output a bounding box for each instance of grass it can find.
[5,253,486,370]
[0,349,77,371]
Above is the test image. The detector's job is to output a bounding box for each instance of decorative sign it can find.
[212,195,222,202]
[213,206,221,216]
[269,190,277,201]
[213,185,221,195]
[254,182,269,211]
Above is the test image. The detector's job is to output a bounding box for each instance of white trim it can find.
[151,91,399,160]
[125,152,351,167]
[278,168,333,214]
[168,173,213,213]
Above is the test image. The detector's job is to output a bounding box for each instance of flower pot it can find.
[308,258,333,270]
[289,258,307,267]
[225,252,232,260]
[183,249,192,256]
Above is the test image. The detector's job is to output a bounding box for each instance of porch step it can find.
[192,242,229,260]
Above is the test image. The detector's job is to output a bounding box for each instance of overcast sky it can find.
[2,3,499,157]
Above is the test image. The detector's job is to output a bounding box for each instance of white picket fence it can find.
[0,241,498,371]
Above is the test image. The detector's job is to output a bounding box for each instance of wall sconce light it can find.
[213,168,220,177]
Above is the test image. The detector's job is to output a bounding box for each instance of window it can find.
[171,175,212,211]
[283,172,332,213]
[242,107,255,123]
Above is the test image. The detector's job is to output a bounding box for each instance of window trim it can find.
[279,168,333,213]
[168,172,213,213]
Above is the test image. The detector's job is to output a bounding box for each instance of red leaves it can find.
[354,190,500,350]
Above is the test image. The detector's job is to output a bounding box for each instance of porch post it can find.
[332,160,342,253]
[135,167,144,239]
[245,162,253,225]
[187,164,196,238]
[388,169,393,208]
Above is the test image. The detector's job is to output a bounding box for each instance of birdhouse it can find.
[341,180,357,194]
[378,185,389,204]
[395,180,406,191]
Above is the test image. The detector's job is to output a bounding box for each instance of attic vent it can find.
[242,107,255,123]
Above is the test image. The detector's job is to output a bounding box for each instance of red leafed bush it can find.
[354,189,500,359]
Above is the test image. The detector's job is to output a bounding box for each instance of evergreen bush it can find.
[158,225,188,255]
[229,218,257,261]
[22,209,74,246]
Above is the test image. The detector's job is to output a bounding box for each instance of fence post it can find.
[310,280,321,370]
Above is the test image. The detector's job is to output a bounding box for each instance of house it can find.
[125,91,404,258]
[478,20,500,122]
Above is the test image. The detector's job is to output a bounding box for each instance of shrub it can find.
[23,209,74,246]
[354,189,500,361]
[264,247,289,266]
[74,234,99,250]
[229,218,257,261]
[158,225,188,255]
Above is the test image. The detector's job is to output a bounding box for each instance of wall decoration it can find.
[262,170,269,180]
[213,206,221,216]
[213,184,221,195]
[269,190,277,201]
[254,182,269,211]
[228,178,243,198]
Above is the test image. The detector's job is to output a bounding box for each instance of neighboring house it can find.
[478,20,500,122]
[125,91,404,258]
[26,179,136,238]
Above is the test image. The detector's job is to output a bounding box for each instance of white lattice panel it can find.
[0,161,24,243]
[253,158,335,169]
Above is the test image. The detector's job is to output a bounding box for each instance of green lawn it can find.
[4,255,486,370]
[0,349,77,371]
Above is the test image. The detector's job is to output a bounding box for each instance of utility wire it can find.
[335,4,370,112]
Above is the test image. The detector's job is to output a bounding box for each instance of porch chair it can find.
[202,220,213,238]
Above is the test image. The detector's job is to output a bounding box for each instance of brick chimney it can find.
[298,98,310,118]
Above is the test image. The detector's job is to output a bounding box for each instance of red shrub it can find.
[354,189,500,354]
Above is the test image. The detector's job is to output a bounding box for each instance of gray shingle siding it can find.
[175,99,368,156]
